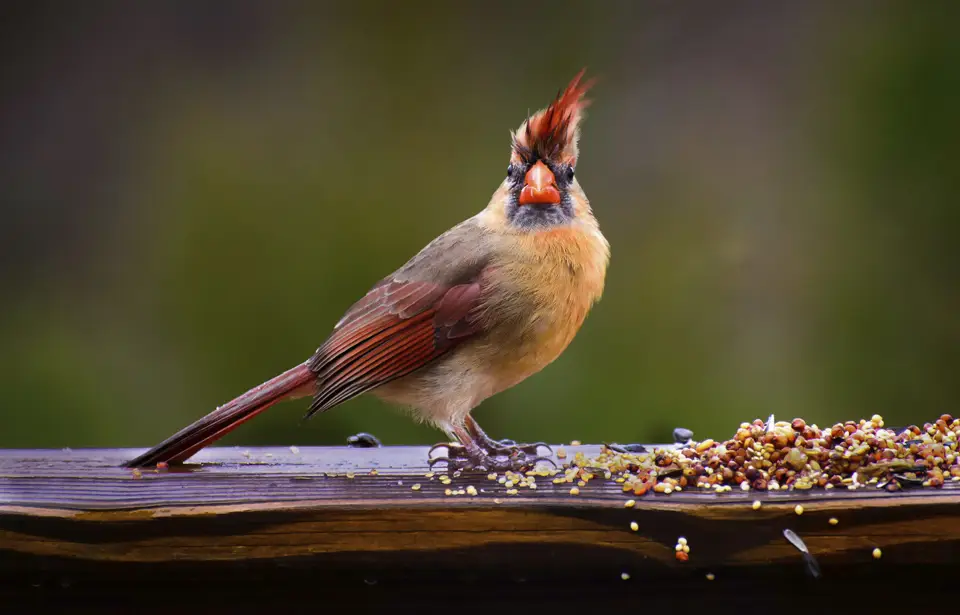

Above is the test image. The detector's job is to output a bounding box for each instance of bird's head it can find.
[489,69,596,232]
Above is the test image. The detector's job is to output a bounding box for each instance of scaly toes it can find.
[428,441,463,458]
[486,441,553,458]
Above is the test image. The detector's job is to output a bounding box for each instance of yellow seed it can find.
[752,500,762,510]
[678,537,688,546]
[569,487,580,495]
[466,485,478,496]
[682,544,690,553]
[571,440,582,446]
[630,521,639,532]
[506,488,519,496]
[872,548,882,559]
[493,498,503,504]
[369,469,378,476]
[624,499,636,508]
[487,473,498,480]
[411,483,421,491]
[346,472,355,479]
[557,447,568,459]
[828,517,839,525]
[794,504,804,516]
[620,572,630,580]
[444,488,452,496]
[424,471,435,478]
[289,446,300,455]
[705,573,715,581]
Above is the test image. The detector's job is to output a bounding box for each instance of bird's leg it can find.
[428,424,554,473]
[465,415,552,457]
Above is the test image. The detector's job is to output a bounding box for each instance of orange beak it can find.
[518,160,561,206]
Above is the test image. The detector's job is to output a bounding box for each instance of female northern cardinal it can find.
[126,70,609,471]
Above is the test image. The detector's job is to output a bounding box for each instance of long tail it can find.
[125,362,316,468]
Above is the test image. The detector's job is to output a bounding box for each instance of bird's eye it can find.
[506,164,516,179]
[565,166,575,182]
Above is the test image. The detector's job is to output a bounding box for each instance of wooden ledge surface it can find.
[2,444,960,604]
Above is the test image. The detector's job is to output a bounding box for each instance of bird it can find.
[126,70,609,472]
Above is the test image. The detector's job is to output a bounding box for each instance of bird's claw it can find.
[425,440,557,473]
[486,441,552,457]
[427,455,451,468]
[428,441,459,458]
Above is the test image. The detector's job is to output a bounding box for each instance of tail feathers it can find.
[125,362,316,468]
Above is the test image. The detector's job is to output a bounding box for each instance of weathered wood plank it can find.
[2,445,960,611]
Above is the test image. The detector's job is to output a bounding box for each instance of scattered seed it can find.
[571,440,582,446]
[783,529,821,579]
[872,548,882,559]
[569,486,580,495]
[752,500,762,510]
[559,413,960,498]
[705,573,715,581]
[828,517,839,525]
[506,488,519,496]
[620,572,630,580]
[794,504,804,515]
[624,499,636,508]
[678,537,688,546]
[557,447,568,459]
[289,446,300,455]
[629,521,639,532]
[466,485,478,496]
[411,483,421,491]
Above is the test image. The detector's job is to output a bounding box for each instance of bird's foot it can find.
[428,442,555,473]
[472,433,553,457]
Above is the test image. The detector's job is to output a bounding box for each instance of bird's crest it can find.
[512,69,596,165]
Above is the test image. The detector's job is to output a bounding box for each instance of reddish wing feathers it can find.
[514,68,596,162]
[305,278,483,418]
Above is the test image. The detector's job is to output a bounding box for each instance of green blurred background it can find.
[1,1,958,450]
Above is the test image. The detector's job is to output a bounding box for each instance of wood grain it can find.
[2,445,959,611]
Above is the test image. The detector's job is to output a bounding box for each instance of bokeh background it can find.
[2,1,958,451]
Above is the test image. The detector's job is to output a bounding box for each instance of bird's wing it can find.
[305,213,495,418]
[305,277,485,417]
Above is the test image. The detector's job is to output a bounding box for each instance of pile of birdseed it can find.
[564,414,960,495]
